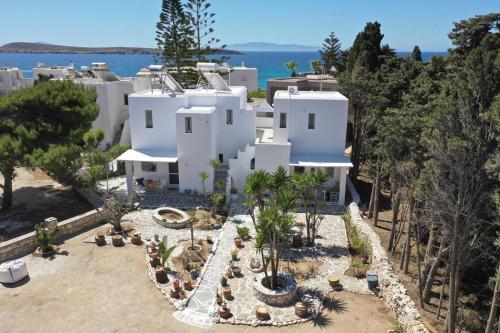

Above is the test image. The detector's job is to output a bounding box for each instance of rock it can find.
[251,320,258,327]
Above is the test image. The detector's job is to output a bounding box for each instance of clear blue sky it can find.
[1,0,498,51]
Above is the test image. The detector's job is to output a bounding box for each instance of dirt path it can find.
[0,225,395,333]
[0,168,92,242]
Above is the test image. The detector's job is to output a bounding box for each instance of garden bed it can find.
[186,208,225,230]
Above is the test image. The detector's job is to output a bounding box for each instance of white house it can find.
[220,63,258,92]
[74,63,151,148]
[0,67,34,96]
[118,65,352,205]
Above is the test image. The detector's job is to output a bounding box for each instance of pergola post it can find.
[338,166,347,205]
[125,161,133,199]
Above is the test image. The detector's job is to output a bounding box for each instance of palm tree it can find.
[273,188,299,215]
[284,61,299,77]
[292,170,328,246]
[198,171,209,193]
[244,170,271,211]
[256,205,294,289]
[310,60,322,74]
[271,165,290,192]
[158,237,176,270]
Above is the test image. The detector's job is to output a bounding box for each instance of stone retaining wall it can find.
[346,178,428,333]
[0,208,108,263]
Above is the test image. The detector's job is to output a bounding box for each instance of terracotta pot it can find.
[234,238,242,248]
[225,270,233,278]
[219,306,231,319]
[231,266,242,277]
[95,233,106,246]
[292,233,302,248]
[149,252,159,260]
[295,302,308,317]
[256,305,270,321]
[155,267,168,283]
[328,275,340,289]
[223,288,232,299]
[183,280,192,290]
[111,235,124,247]
[172,279,180,289]
[150,257,160,268]
[131,233,142,245]
[170,286,180,299]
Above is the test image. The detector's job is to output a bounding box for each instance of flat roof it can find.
[116,149,178,163]
[177,106,215,114]
[290,153,353,168]
[274,90,348,101]
[132,86,245,98]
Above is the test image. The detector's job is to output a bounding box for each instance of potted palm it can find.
[230,249,238,261]
[34,220,59,257]
[157,240,175,282]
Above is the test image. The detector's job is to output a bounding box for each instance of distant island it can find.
[0,42,241,55]
[227,42,320,52]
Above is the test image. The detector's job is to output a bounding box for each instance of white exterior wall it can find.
[0,69,33,95]
[223,67,258,92]
[254,142,291,173]
[176,110,217,193]
[228,144,256,190]
[128,93,185,151]
[274,91,348,156]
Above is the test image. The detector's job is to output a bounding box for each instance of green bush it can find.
[248,88,267,99]
[236,226,250,239]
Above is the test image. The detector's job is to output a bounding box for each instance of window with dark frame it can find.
[280,112,287,128]
[124,94,129,105]
[185,117,192,133]
[169,174,179,185]
[145,110,153,128]
[308,113,315,129]
[141,162,157,172]
[226,109,233,125]
[294,166,305,174]
[250,158,255,170]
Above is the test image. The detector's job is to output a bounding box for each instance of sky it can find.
[1,0,498,51]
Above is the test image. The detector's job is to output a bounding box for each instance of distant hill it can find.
[0,42,241,55]
[228,42,320,52]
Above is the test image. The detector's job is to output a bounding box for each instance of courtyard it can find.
[0,222,394,333]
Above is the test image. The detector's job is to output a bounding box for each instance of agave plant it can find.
[158,237,176,270]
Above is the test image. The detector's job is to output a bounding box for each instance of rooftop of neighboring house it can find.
[131,86,247,98]
[274,89,348,101]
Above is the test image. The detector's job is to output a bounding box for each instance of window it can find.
[124,94,129,105]
[141,162,157,172]
[169,174,179,185]
[279,113,287,128]
[250,158,255,170]
[308,113,315,129]
[256,112,274,118]
[226,109,233,125]
[185,117,192,133]
[168,162,179,173]
[145,110,153,128]
[294,166,305,174]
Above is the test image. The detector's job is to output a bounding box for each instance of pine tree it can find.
[346,21,384,73]
[156,0,194,77]
[410,45,422,62]
[185,0,225,62]
[320,32,343,73]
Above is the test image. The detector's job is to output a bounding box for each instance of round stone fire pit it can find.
[252,272,297,306]
[152,207,190,229]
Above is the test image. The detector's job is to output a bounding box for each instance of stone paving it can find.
[120,199,371,329]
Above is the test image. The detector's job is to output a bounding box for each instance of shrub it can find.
[35,221,59,253]
[236,226,249,239]
[220,276,228,287]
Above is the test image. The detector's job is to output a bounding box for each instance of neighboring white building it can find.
[32,63,77,80]
[220,63,258,92]
[74,63,151,148]
[118,67,352,205]
[0,67,34,96]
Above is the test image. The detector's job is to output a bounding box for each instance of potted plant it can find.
[95,232,106,246]
[155,266,168,283]
[150,253,160,268]
[112,235,124,247]
[206,235,213,244]
[159,240,175,272]
[183,278,192,290]
[219,300,231,318]
[236,226,250,241]
[172,278,180,290]
[220,276,228,287]
[216,292,223,305]
[225,267,233,278]
[34,220,59,257]
[179,289,186,300]
[222,286,232,299]
[131,232,142,245]
[230,248,238,261]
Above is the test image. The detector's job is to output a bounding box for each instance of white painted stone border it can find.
[347,178,429,333]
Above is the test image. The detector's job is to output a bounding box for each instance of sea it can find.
[0,51,447,89]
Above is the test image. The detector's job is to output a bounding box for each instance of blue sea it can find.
[0,51,447,89]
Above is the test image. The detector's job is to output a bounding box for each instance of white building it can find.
[0,67,34,96]
[32,63,77,81]
[118,67,352,205]
[74,63,151,148]
[220,64,258,92]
